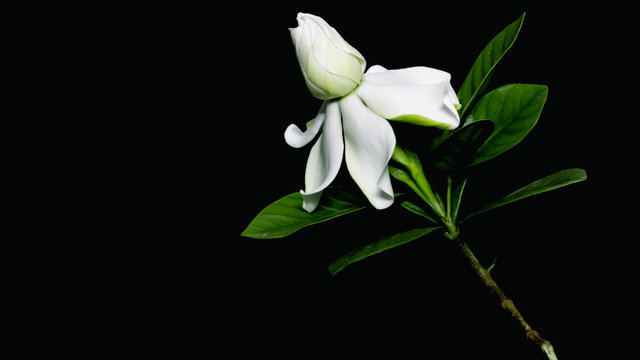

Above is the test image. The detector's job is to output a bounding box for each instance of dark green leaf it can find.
[466,83,548,165]
[389,165,439,213]
[434,120,494,170]
[400,200,438,224]
[389,166,422,197]
[241,188,366,239]
[458,12,526,117]
[450,177,467,222]
[328,227,441,276]
[463,168,587,221]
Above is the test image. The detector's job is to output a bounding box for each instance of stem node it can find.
[526,329,542,343]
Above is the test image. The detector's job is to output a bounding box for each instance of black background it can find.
[116,2,633,358]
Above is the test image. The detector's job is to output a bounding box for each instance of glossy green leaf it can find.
[466,83,548,165]
[328,227,442,276]
[434,120,494,170]
[241,188,366,239]
[458,12,526,117]
[463,168,587,221]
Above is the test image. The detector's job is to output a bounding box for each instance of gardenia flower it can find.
[286,13,460,213]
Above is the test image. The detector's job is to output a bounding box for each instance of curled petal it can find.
[284,102,327,148]
[339,93,395,210]
[300,101,344,212]
[444,83,461,115]
[356,65,460,129]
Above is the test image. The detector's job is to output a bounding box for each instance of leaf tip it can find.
[517,12,526,25]
[240,227,250,237]
[327,262,343,277]
[239,230,258,239]
[576,168,588,181]
[240,226,274,239]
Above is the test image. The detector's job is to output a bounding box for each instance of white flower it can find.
[290,13,366,100]
[286,14,461,212]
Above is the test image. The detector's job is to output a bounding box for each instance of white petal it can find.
[356,66,460,129]
[305,24,361,98]
[290,13,365,100]
[300,101,344,212]
[296,13,366,75]
[284,102,327,148]
[446,83,461,112]
[364,65,450,85]
[339,93,395,210]
[365,64,387,74]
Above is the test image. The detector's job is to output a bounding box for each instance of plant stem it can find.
[453,231,558,359]
[394,147,557,359]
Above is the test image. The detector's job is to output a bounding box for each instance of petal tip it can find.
[370,195,394,210]
[301,190,322,213]
[284,124,304,148]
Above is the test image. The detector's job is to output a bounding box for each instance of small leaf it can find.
[450,177,467,222]
[328,227,442,276]
[487,257,498,273]
[241,187,366,239]
[389,166,430,209]
[434,120,494,170]
[463,168,587,221]
[458,12,526,117]
[400,200,438,224]
[391,149,445,216]
[466,83,548,165]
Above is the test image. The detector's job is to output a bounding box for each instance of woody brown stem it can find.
[456,239,558,359]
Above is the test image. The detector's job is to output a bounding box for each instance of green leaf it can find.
[434,120,494,170]
[457,12,526,117]
[450,177,467,222]
[389,166,421,195]
[391,147,445,216]
[241,188,366,239]
[466,83,548,165]
[328,227,442,276]
[400,200,438,224]
[463,168,587,221]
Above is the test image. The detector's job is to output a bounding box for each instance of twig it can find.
[455,238,558,359]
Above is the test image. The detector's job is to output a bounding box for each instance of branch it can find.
[457,240,558,359]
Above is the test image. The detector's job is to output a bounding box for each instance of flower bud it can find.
[290,13,366,100]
